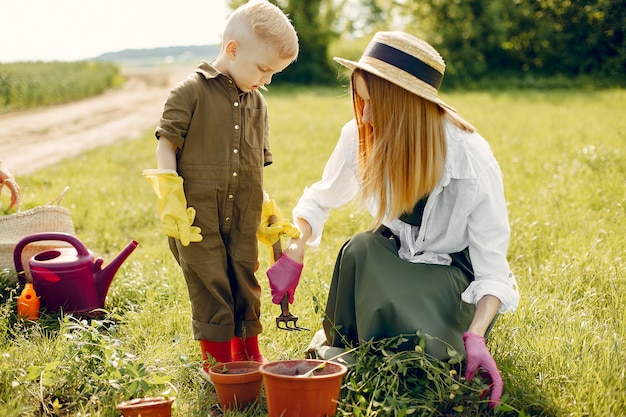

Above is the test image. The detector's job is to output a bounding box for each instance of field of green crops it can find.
[0,83,624,416]
[0,61,123,113]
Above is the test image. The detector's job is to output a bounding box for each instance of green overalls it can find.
[155,61,272,342]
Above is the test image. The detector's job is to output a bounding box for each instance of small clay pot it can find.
[209,361,263,411]
[259,359,347,417]
[116,396,175,417]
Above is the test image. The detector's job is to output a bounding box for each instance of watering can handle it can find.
[13,232,89,283]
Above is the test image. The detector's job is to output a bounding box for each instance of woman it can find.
[266,31,519,407]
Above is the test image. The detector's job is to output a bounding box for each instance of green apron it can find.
[322,198,483,360]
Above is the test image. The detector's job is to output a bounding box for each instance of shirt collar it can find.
[196,60,250,100]
[195,60,249,98]
[195,60,221,79]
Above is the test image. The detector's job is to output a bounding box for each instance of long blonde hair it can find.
[352,69,475,229]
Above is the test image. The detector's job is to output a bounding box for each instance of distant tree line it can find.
[229,0,626,87]
[403,0,626,86]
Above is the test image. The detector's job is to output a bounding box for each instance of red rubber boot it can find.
[230,335,266,362]
[199,340,232,373]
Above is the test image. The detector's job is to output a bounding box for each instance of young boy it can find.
[143,0,299,370]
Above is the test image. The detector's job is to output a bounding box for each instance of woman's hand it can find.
[465,294,503,408]
[282,218,311,264]
[266,218,311,304]
[266,253,303,304]
[463,331,503,408]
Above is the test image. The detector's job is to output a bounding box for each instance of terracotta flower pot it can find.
[209,361,263,411]
[259,359,348,417]
[116,396,175,417]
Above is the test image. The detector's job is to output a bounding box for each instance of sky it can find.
[1,0,231,63]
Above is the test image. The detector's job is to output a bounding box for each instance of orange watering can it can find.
[13,232,138,314]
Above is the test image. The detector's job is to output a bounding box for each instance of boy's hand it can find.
[257,199,300,246]
[266,253,303,304]
[143,169,203,246]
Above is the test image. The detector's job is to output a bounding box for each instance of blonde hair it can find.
[352,69,475,229]
[224,0,299,60]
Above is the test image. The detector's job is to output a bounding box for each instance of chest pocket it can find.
[240,107,266,167]
[242,107,266,150]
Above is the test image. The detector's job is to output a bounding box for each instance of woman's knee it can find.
[345,229,397,257]
[347,231,375,247]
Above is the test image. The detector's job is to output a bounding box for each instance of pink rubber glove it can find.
[266,253,303,304]
[463,331,503,408]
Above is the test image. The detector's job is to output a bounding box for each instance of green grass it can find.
[0,86,625,416]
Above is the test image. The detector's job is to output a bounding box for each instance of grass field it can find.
[0,86,624,416]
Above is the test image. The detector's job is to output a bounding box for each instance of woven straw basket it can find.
[0,180,75,281]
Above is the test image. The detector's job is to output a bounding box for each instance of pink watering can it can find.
[14,232,138,314]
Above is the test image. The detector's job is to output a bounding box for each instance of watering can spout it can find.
[94,240,138,306]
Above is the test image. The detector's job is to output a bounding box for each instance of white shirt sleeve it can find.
[293,120,360,246]
[461,158,519,313]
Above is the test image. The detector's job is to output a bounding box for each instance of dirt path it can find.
[0,66,192,176]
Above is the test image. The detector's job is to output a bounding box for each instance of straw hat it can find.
[334,31,454,112]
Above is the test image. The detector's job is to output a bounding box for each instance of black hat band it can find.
[364,42,443,90]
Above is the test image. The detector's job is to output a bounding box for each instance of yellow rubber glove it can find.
[257,198,300,246]
[143,169,202,246]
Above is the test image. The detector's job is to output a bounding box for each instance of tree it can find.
[401,0,626,84]
[275,0,337,84]
[503,0,626,78]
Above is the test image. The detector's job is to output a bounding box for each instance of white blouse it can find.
[293,118,519,313]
